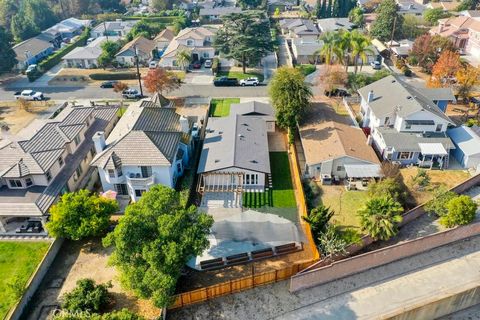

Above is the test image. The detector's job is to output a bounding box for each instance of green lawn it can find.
[209,98,240,117]
[243,152,296,209]
[296,64,316,76]
[217,70,265,82]
[319,186,369,229]
[0,241,50,318]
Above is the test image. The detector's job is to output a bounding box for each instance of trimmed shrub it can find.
[38,28,90,73]
[89,72,137,80]
[212,57,220,75]
[296,64,316,76]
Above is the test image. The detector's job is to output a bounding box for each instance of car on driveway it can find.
[370,61,382,70]
[191,61,202,69]
[100,81,118,88]
[204,59,212,68]
[191,122,200,138]
[239,77,259,86]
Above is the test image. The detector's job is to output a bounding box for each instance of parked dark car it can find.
[191,61,202,69]
[213,76,238,87]
[100,81,118,88]
[324,88,350,97]
[469,96,480,105]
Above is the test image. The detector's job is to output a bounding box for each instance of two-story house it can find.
[0,103,119,235]
[159,27,216,68]
[115,36,156,67]
[358,75,456,169]
[90,20,139,39]
[90,94,194,202]
[279,19,320,41]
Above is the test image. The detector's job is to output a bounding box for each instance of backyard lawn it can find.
[0,241,51,318]
[217,70,264,82]
[243,152,296,209]
[209,98,240,117]
[318,185,368,230]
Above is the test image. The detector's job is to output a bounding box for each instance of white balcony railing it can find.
[126,174,154,188]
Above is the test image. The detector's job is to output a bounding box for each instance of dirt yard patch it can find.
[401,167,472,205]
[0,100,55,133]
[25,239,161,320]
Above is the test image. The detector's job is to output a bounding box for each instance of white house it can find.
[0,102,119,235]
[90,94,194,202]
[358,75,456,169]
[90,20,139,39]
[159,27,216,68]
[197,114,271,193]
[62,36,120,68]
[229,101,276,132]
[199,7,242,22]
[291,38,323,64]
[115,36,156,67]
[154,27,176,51]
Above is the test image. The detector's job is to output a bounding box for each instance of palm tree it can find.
[175,49,192,71]
[350,31,374,74]
[357,196,403,241]
[338,30,353,71]
[319,31,342,65]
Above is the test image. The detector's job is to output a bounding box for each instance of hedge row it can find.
[89,72,137,80]
[123,16,183,23]
[38,28,91,73]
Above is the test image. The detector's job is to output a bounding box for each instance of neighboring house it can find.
[43,17,92,41]
[317,18,355,33]
[459,10,480,18]
[430,16,480,58]
[62,36,119,68]
[90,20,139,38]
[199,7,242,22]
[389,39,414,58]
[12,37,54,70]
[229,101,276,132]
[291,38,323,64]
[358,75,456,169]
[279,19,320,40]
[197,114,270,193]
[396,0,426,15]
[159,27,215,68]
[299,104,381,181]
[267,0,296,13]
[154,27,176,51]
[91,94,194,203]
[0,102,119,234]
[115,36,156,66]
[447,125,480,169]
[427,0,461,11]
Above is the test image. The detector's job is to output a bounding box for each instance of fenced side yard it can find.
[209,98,240,117]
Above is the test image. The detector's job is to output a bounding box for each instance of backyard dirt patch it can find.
[25,239,161,320]
[0,100,55,133]
[445,103,480,126]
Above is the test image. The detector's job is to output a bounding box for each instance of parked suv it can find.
[122,89,142,99]
[239,77,259,86]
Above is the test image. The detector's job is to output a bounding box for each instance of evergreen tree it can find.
[326,0,333,17]
[0,26,16,73]
[370,0,404,41]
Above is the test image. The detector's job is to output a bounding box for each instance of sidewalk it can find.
[7,64,64,89]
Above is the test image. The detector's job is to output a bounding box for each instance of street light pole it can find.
[134,44,143,97]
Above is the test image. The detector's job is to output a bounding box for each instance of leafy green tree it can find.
[62,279,112,313]
[367,177,407,205]
[0,26,16,73]
[0,0,18,29]
[98,41,122,67]
[423,8,450,25]
[53,309,144,320]
[237,0,262,9]
[350,31,373,73]
[410,169,430,190]
[318,225,347,258]
[440,195,477,228]
[215,11,274,73]
[424,186,457,217]
[10,13,37,42]
[103,185,213,308]
[348,7,365,27]
[175,48,191,71]
[456,0,479,11]
[409,34,455,73]
[319,31,342,64]
[268,67,312,142]
[303,205,334,240]
[370,0,404,41]
[126,20,165,41]
[358,196,403,240]
[46,190,118,240]
[402,14,424,40]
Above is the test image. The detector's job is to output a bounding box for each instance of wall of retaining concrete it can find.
[8,238,64,320]
[290,220,480,292]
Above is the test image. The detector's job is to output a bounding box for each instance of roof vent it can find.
[407,96,412,100]
[391,80,396,83]
[219,131,223,134]
[250,160,258,163]
[214,159,220,163]
[238,134,244,138]
[242,123,249,126]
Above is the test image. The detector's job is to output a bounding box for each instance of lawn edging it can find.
[7,238,63,320]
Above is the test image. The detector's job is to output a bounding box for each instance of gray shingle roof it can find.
[358,75,453,123]
[377,127,454,152]
[13,37,53,63]
[230,101,275,120]
[198,115,270,174]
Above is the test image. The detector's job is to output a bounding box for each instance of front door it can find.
[192,53,199,62]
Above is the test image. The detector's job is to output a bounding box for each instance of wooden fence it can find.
[169,260,316,310]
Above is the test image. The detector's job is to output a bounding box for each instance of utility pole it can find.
[134,45,144,97]
[103,21,109,41]
[388,15,397,58]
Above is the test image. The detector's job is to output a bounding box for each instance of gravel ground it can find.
[168,235,480,320]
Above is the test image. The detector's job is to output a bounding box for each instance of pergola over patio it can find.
[344,164,383,179]
[197,172,244,194]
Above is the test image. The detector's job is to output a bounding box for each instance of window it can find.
[186,39,194,46]
[203,52,209,58]
[114,184,128,195]
[74,135,81,145]
[140,166,152,178]
[9,179,22,188]
[436,124,443,132]
[46,170,52,182]
[108,169,116,178]
[117,167,123,177]
[245,174,250,184]
[75,165,83,177]
[58,156,64,166]
[398,152,413,160]
[135,189,146,197]
[405,123,411,129]
[177,163,182,173]
[90,147,96,157]
[25,177,33,187]
[336,166,343,171]
[384,117,390,126]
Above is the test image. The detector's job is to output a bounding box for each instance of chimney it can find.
[367,90,374,102]
[92,131,106,154]
[366,135,373,146]
[179,116,189,133]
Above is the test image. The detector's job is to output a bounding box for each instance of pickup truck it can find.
[14,90,45,101]
[213,76,238,87]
